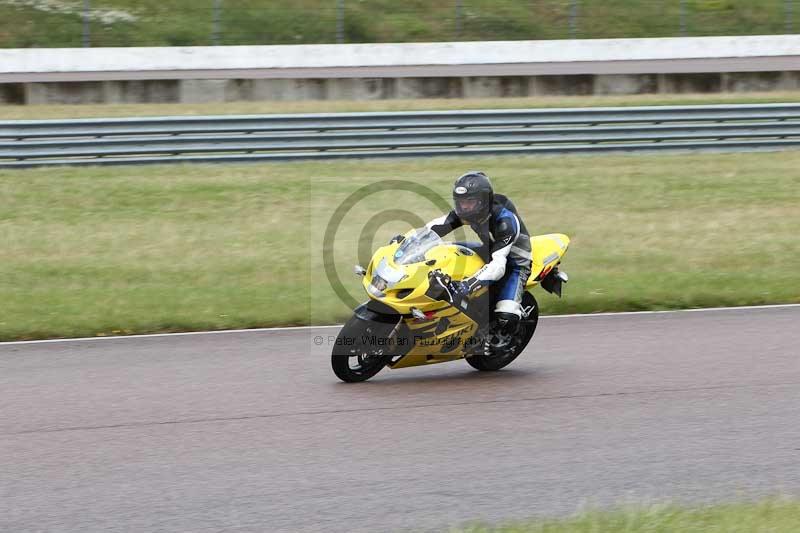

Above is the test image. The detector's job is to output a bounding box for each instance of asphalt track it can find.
[2,305,799,532]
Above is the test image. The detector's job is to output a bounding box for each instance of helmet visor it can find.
[455,197,481,215]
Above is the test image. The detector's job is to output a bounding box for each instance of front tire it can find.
[466,292,539,372]
[331,314,396,383]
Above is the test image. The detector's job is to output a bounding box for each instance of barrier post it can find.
[82,0,91,47]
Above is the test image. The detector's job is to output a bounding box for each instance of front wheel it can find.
[466,292,539,372]
[331,314,397,383]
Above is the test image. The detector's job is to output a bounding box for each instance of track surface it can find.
[2,306,799,532]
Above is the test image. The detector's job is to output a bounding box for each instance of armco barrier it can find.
[2,103,800,167]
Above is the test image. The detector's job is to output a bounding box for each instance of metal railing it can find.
[2,103,800,168]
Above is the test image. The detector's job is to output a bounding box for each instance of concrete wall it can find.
[6,72,799,105]
[2,36,800,105]
[4,35,800,78]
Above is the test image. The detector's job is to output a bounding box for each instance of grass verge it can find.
[456,498,800,532]
[2,92,800,120]
[0,0,792,48]
[1,150,799,341]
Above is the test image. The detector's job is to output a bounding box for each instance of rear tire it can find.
[466,292,539,372]
[331,314,396,383]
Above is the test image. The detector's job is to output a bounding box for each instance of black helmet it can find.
[453,171,493,223]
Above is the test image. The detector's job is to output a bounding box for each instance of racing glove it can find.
[451,277,483,300]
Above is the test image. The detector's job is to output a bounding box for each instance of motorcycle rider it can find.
[424,171,532,334]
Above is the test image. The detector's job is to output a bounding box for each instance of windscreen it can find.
[393,228,442,265]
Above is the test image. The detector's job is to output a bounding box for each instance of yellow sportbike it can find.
[331,227,570,382]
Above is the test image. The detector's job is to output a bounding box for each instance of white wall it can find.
[3,35,800,78]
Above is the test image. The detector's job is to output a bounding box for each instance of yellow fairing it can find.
[392,305,478,368]
[362,241,486,316]
[361,232,569,369]
[527,233,570,287]
[362,240,487,367]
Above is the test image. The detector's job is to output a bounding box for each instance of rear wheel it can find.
[331,314,397,383]
[466,292,539,372]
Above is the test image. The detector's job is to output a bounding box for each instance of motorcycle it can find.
[331,227,570,382]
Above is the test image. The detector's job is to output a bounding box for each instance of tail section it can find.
[526,233,570,288]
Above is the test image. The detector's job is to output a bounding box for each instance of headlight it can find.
[367,274,388,298]
[366,258,406,299]
[371,275,388,292]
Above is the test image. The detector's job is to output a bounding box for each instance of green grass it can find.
[1,150,799,341]
[456,498,800,532]
[0,0,793,48]
[3,92,800,121]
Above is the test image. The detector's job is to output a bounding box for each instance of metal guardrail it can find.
[2,103,800,168]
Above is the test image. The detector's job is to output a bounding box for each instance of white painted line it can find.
[1,303,798,347]
[0,324,343,346]
[537,302,800,319]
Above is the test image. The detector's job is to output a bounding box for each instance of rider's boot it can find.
[495,311,520,336]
